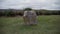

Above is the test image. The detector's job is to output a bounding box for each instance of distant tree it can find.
[23,8,32,11]
[0,11,2,16]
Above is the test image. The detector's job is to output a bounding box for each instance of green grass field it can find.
[0,15,60,34]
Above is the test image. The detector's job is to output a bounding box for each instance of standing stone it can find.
[23,9,37,25]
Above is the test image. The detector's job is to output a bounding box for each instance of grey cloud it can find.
[0,0,60,10]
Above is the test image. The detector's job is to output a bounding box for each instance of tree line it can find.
[0,9,60,17]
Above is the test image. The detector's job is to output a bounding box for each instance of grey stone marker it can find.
[23,8,37,25]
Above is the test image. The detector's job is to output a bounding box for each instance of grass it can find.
[0,15,60,34]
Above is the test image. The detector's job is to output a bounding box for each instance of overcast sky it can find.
[0,0,60,10]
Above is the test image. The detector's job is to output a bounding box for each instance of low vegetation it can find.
[0,15,60,34]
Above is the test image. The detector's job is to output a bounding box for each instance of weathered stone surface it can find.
[23,10,37,25]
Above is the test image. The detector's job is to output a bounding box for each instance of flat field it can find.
[0,15,60,34]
